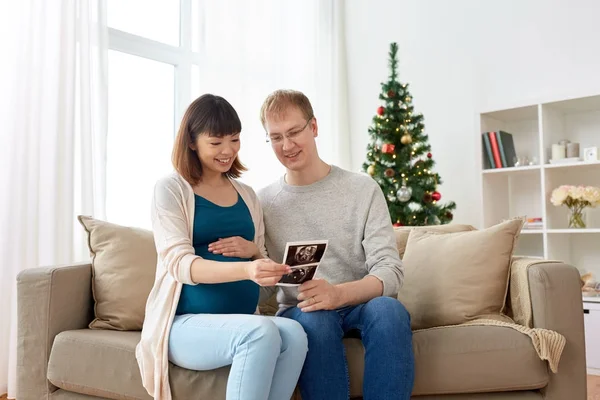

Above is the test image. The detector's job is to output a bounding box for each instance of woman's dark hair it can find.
[172,94,247,184]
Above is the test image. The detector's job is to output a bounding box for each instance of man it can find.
[257,89,415,400]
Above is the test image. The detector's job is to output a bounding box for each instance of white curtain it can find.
[0,0,107,397]
[0,0,347,395]
[191,0,351,190]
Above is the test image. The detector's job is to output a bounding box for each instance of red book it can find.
[488,132,503,168]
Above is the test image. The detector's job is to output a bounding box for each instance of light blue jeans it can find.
[169,313,308,400]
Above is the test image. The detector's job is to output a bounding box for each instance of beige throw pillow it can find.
[397,218,524,330]
[78,215,157,330]
[394,224,476,259]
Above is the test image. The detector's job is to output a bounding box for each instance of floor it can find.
[589,374,600,399]
[0,376,598,399]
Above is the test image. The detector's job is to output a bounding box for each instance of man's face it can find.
[264,106,318,172]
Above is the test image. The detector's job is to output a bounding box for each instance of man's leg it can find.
[342,297,415,400]
[281,306,349,400]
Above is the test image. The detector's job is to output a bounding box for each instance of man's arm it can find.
[362,184,404,297]
[298,183,403,311]
[336,275,383,306]
[297,275,383,312]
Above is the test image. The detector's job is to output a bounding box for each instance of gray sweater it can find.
[258,165,404,312]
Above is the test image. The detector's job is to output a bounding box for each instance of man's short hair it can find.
[259,89,314,128]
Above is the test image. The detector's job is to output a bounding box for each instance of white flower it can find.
[583,186,600,207]
[570,186,586,200]
[551,186,569,206]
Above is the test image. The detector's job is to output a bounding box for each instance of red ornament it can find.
[384,168,395,177]
[381,143,395,154]
[377,106,385,116]
[432,191,442,201]
[427,152,432,158]
[445,211,453,220]
[423,193,433,203]
[387,90,396,98]
[393,222,403,227]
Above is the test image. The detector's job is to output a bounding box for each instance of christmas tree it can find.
[362,42,456,227]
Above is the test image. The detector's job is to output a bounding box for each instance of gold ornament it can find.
[367,164,375,176]
[401,134,412,144]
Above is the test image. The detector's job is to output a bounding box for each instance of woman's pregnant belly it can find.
[175,246,259,315]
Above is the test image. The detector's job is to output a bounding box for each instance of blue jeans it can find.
[169,313,308,400]
[281,296,414,400]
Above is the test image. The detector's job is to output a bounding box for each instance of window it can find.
[106,51,174,228]
[107,1,190,229]
[107,1,180,46]
[107,0,331,228]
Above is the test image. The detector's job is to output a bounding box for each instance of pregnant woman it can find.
[136,94,308,400]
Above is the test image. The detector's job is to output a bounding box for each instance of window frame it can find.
[107,0,199,134]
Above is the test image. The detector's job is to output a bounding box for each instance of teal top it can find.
[175,192,259,315]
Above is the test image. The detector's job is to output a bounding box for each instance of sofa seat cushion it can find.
[48,325,548,399]
[411,324,548,396]
[48,330,152,400]
[48,329,364,399]
[48,329,236,400]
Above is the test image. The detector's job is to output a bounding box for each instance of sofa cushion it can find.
[48,329,234,400]
[47,330,361,399]
[47,330,363,399]
[78,216,157,330]
[48,325,547,399]
[393,223,476,258]
[411,324,548,396]
[398,218,524,330]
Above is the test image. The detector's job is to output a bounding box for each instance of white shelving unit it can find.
[479,94,600,274]
[479,94,600,375]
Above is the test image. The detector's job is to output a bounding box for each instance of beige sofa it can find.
[17,236,588,399]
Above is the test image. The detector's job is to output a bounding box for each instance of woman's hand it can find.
[208,236,260,259]
[245,259,291,286]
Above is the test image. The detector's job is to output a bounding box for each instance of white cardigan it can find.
[135,172,268,400]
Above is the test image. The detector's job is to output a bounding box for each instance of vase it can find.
[567,207,587,229]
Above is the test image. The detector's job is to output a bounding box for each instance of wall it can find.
[344,0,600,226]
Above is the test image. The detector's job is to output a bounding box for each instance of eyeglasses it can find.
[265,116,313,144]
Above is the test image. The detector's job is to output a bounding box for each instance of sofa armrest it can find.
[17,263,94,400]
[526,261,587,400]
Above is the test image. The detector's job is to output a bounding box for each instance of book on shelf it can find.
[482,131,517,169]
[524,217,543,230]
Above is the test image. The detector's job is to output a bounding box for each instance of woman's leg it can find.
[264,316,308,400]
[169,313,283,400]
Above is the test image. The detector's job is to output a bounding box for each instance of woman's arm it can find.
[151,178,199,285]
[152,177,288,286]
[207,237,264,260]
[191,257,290,285]
[190,258,249,283]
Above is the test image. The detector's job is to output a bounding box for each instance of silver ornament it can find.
[396,185,412,202]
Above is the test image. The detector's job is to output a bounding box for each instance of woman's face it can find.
[192,132,241,176]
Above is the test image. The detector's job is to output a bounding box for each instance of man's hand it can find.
[208,236,260,259]
[297,279,345,312]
